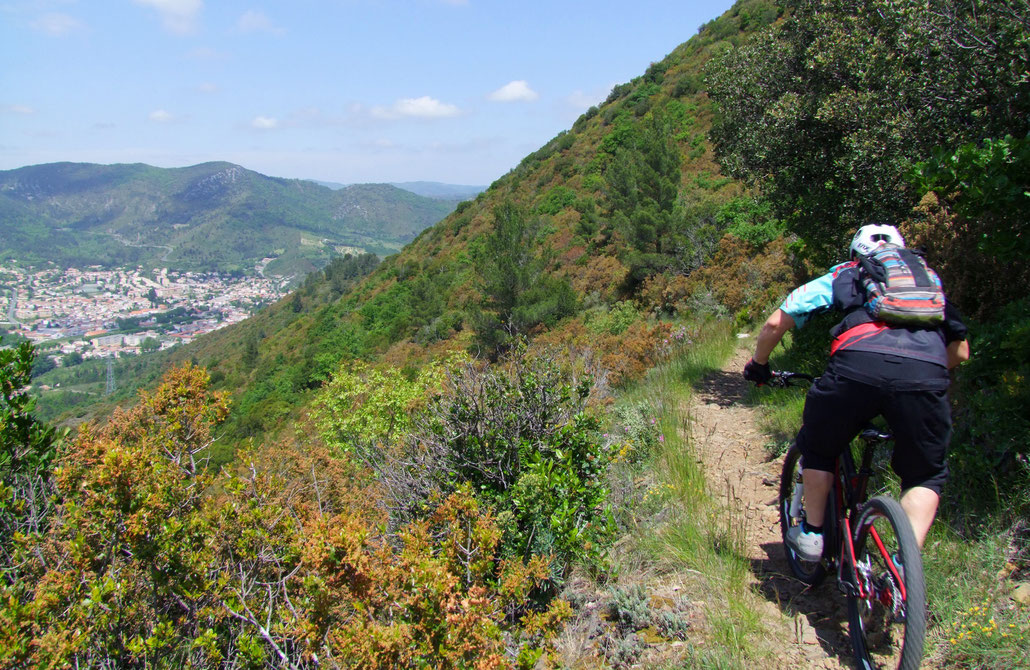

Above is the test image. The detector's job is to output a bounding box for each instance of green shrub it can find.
[537,185,577,215]
[1,342,60,566]
[608,584,650,632]
[586,301,641,337]
[911,135,1030,262]
[349,348,616,576]
[947,297,1030,524]
[312,357,454,457]
[717,197,784,248]
[609,399,662,465]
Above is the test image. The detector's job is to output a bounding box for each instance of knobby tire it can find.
[847,495,926,670]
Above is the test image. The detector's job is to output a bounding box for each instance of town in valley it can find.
[0,261,290,364]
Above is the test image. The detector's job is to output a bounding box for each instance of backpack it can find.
[856,244,945,327]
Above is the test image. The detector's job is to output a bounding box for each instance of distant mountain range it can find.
[0,162,461,277]
[312,179,485,201]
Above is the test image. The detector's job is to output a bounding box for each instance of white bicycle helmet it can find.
[849,223,905,258]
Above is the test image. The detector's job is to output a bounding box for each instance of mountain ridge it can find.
[0,161,456,277]
[310,178,485,201]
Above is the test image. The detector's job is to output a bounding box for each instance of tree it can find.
[30,353,56,378]
[605,110,684,282]
[473,201,578,356]
[706,0,1030,263]
[241,336,259,370]
[140,336,161,353]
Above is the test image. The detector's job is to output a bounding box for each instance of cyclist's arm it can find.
[753,309,795,365]
[947,339,969,369]
[752,266,841,364]
[943,301,970,369]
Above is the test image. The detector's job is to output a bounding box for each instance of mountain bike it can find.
[768,371,926,670]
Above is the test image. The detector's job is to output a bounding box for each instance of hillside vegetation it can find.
[3,0,1029,667]
[0,162,456,276]
[71,0,792,446]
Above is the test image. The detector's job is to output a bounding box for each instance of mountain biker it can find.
[743,223,970,562]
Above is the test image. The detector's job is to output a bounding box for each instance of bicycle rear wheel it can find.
[847,495,926,670]
[778,443,827,585]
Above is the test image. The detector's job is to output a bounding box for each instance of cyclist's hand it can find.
[743,358,772,386]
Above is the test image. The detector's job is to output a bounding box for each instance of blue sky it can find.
[1,0,737,185]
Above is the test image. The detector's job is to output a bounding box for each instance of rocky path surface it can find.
[689,345,855,669]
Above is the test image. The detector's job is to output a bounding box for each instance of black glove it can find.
[743,358,772,386]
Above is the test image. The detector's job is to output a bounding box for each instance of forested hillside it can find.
[0,162,456,276]
[86,0,794,447]
[3,0,1028,667]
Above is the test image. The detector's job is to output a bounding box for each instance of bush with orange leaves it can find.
[0,364,570,669]
[535,316,673,387]
[683,235,793,325]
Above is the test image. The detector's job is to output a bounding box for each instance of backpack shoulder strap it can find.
[897,248,934,287]
[857,253,887,284]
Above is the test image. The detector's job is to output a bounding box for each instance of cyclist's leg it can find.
[882,387,950,549]
[900,487,939,549]
[795,372,879,525]
[800,470,834,527]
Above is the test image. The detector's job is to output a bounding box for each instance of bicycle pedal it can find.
[838,580,860,598]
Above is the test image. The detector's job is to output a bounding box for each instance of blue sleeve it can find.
[779,265,846,328]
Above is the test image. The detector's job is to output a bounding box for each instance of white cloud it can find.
[133,0,203,35]
[3,104,36,115]
[371,96,461,120]
[251,116,278,129]
[149,109,174,122]
[488,80,539,103]
[30,12,85,36]
[197,82,219,93]
[235,9,284,35]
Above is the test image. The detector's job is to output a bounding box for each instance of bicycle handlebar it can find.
[765,370,816,388]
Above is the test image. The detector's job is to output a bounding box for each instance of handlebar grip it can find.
[769,371,816,387]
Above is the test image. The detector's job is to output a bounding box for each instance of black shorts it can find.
[794,370,951,494]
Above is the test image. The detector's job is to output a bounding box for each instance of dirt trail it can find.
[689,345,854,669]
